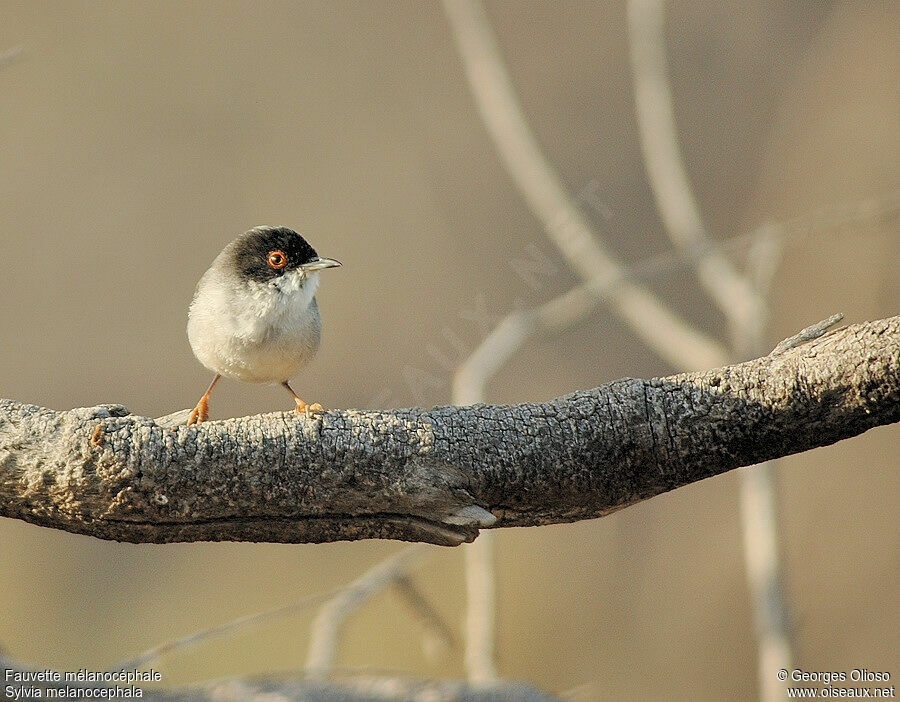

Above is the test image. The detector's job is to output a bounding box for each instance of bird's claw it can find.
[295,400,324,418]
[187,400,209,426]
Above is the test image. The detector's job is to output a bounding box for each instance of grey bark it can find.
[0,317,897,547]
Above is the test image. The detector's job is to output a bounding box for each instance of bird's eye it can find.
[267,250,288,269]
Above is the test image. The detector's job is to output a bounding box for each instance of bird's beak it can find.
[301,257,342,272]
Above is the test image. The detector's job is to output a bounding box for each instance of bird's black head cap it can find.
[229,226,319,283]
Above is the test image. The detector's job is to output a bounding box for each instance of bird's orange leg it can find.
[282,381,324,417]
[188,374,221,426]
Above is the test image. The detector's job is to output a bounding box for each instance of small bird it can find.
[186,226,341,425]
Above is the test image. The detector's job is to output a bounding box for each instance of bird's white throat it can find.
[244,268,320,325]
[271,268,319,305]
[191,266,321,342]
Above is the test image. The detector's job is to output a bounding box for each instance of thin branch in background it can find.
[115,588,341,672]
[440,0,727,373]
[627,2,793,700]
[452,284,615,685]
[305,545,431,679]
[394,574,458,656]
[738,460,792,701]
[115,546,431,676]
[627,0,764,341]
[778,192,899,245]
[745,223,784,299]
[626,194,897,287]
[456,196,896,401]
[553,197,893,296]
[736,235,811,702]
[454,284,595,402]
[462,529,499,683]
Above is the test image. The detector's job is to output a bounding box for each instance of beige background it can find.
[0,2,897,699]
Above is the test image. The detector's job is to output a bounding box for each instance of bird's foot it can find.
[294,399,324,418]
[187,397,210,426]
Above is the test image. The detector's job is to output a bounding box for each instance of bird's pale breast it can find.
[188,266,322,383]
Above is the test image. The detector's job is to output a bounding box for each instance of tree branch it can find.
[1,317,897,546]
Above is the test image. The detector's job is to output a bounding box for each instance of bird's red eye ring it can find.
[267,250,288,269]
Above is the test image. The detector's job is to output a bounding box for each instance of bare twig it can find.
[454,284,596,404]
[745,224,784,299]
[118,546,436,680]
[440,0,727,372]
[455,194,898,404]
[627,0,764,339]
[770,313,844,355]
[462,529,499,683]
[116,588,341,672]
[394,575,458,653]
[737,458,792,702]
[116,548,451,694]
[305,545,430,678]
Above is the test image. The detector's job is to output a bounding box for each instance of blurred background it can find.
[0,1,896,699]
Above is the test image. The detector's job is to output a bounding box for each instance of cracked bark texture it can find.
[0,317,897,546]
